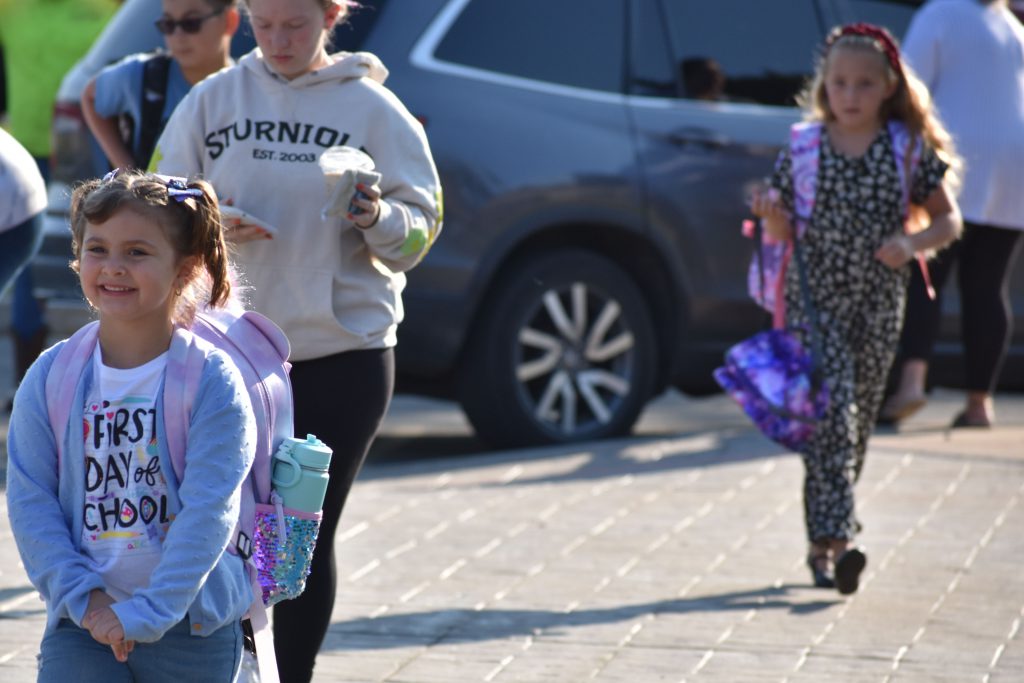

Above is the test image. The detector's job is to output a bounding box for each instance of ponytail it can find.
[179,177,232,310]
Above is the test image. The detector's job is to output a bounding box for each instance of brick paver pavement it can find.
[1,384,1021,682]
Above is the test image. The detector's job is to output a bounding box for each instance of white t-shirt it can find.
[0,128,47,233]
[81,347,172,601]
[903,0,1024,230]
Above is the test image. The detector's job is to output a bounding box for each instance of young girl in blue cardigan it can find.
[6,169,255,682]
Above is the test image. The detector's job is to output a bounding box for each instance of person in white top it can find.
[0,126,47,407]
[0,128,47,297]
[880,0,1024,428]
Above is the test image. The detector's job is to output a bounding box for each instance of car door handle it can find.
[665,127,731,149]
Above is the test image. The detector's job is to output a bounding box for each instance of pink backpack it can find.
[45,307,306,683]
[746,120,933,326]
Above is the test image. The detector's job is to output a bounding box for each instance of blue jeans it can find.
[0,212,44,300]
[37,618,243,683]
[11,267,45,339]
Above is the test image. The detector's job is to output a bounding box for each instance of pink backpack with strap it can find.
[746,120,934,325]
[45,307,311,683]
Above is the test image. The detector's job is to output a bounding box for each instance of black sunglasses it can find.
[154,8,225,35]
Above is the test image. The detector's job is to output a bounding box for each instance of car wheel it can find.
[460,249,658,448]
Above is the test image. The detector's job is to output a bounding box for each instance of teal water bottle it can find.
[271,434,333,513]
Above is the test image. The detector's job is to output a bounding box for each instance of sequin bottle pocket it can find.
[252,501,323,606]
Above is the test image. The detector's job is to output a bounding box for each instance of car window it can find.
[229,22,257,59]
[434,0,626,93]
[331,0,390,51]
[640,0,822,106]
[628,0,676,97]
[843,0,922,39]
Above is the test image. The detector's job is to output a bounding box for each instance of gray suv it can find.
[38,0,1024,448]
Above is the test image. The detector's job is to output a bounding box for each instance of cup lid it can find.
[318,146,375,174]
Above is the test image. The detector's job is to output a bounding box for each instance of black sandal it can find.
[806,553,835,589]
[835,547,867,595]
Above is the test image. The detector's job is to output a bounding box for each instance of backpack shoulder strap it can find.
[162,325,212,485]
[789,121,823,228]
[192,309,292,504]
[163,309,292,508]
[887,120,935,298]
[135,51,172,170]
[887,120,922,217]
[790,120,822,138]
[45,322,101,469]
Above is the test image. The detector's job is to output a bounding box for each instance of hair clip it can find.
[101,168,122,183]
[155,174,205,202]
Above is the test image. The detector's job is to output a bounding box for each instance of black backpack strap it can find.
[134,52,172,170]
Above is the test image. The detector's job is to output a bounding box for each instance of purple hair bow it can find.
[101,168,204,202]
[155,174,204,202]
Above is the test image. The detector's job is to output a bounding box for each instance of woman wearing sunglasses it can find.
[82,0,240,171]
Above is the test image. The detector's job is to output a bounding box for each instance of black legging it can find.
[900,221,1023,393]
[273,348,394,683]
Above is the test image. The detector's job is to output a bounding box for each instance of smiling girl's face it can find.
[79,208,195,334]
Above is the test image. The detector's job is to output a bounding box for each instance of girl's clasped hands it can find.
[82,589,133,662]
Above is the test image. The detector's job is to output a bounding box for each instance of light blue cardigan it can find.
[5,340,257,642]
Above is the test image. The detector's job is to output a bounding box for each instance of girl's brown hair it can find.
[69,169,233,324]
[798,27,961,190]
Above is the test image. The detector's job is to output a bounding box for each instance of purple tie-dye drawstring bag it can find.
[714,221,829,451]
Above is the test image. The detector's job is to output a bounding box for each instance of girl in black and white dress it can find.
[751,24,961,595]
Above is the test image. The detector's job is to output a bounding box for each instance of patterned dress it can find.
[771,126,948,541]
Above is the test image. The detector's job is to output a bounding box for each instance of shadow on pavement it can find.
[367,433,491,463]
[360,427,788,486]
[0,584,46,619]
[322,584,835,650]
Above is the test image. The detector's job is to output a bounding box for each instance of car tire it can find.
[459,248,658,448]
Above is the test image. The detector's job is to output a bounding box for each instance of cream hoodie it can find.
[155,49,442,361]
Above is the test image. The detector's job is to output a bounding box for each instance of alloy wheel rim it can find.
[514,282,636,438]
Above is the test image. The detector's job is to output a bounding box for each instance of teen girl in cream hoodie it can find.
[154,1,441,680]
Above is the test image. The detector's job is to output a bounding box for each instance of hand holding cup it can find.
[318,146,383,228]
